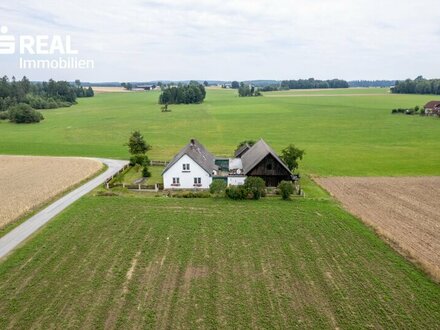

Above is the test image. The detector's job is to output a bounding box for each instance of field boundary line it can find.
[0,158,129,260]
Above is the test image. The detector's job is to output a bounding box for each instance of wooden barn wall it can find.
[247,155,291,186]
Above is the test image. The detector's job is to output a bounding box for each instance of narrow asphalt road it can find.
[0,158,128,260]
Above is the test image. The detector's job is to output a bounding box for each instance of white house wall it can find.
[228,176,246,186]
[163,154,212,189]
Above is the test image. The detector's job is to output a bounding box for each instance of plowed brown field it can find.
[0,156,102,228]
[315,176,440,281]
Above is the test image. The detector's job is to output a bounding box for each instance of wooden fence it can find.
[104,161,167,191]
[107,182,162,192]
[104,163,130,189]
[150,160,169,166]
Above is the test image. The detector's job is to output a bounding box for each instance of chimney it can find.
[190,138,195,146]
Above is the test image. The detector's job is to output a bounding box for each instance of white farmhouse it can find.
[163,138,295,190]
[162,139,217,189]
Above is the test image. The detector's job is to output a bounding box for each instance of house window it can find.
[172,177,180,186]
[266,162,273,170]
[182,163,190,171]
[193,177,201,186]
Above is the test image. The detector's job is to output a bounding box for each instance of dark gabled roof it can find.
[241,139,292,175]
[234,143,251,158]
[162,139,218,175]
[424,101,440,108]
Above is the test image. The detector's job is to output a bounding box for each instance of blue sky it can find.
[1,0,440,82]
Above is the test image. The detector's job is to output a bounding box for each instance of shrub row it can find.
[25,94,73,110]
[170,191,211,198]
[6,103,44,123]
[391,106,424,115]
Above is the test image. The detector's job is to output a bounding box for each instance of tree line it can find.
[280,78,348,90]
[159,81,206,104]
[0,76,94,123]
[0,76,94,112]
[349,80,395,88]
[391,76,440,95]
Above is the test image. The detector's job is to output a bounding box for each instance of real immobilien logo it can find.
[0,25,94,69]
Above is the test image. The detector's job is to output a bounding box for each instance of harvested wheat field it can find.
[315,176,440,281]
[92,86,133,93]
[0,156,102,228]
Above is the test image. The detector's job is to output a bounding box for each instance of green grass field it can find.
[1,88,440,328]
[0,195,439,329]
[0,88,439,176]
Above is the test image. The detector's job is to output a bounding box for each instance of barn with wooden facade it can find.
[239,139,293,187]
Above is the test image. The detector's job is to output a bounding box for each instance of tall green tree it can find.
[281,145,305,172]
[86,86,94,97]
[236,140,256,150]
[127,131,151,178]
[127,131,151,155]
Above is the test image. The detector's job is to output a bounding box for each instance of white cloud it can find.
[1,0,439,81]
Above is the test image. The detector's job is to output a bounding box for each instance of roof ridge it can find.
[162,139,218,175]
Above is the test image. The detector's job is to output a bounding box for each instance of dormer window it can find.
[182,163,190,172]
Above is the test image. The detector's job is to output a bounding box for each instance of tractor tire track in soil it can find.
[315,176,440,282]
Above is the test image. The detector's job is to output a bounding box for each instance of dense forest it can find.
[159,82,206,104]
[0,76,94,112]
[349,80,395,88]
[391,76,440,95]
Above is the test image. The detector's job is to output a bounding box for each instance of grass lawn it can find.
[0,194,439,328]
[0,88,439,176]
[117,165,163,185]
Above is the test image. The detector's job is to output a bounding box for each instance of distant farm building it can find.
[424,101,440,116]
[162,138,294,189]
[134,84,159,91]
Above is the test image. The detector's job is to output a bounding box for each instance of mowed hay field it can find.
[0,196,439,329]
[0,156,102,229]
[0,88,439,176]
[315,177,440,281]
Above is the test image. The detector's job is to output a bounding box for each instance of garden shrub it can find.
[174,191,211,198]
[243,177,266,200]
[225,185,248,200]
[278,180,294,200]
[209,180,227,195]
[0,111,9,120]
[142,166,151,178]
[129,154,149,166]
